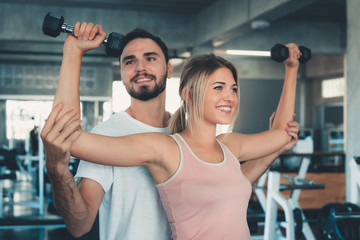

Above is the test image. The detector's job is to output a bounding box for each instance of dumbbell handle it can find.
[60,23,74,35]
[58,21,111,45]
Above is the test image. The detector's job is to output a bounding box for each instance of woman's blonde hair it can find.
[168,54,239,134]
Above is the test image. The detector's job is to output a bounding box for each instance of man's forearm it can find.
[48,167,91,237]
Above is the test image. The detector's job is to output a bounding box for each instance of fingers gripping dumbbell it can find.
[270,43,312,63]
[42,12,124,57]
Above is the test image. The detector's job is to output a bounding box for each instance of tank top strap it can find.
[170,133,184,145]
[170,133,192,161]
[171,133,211,167]
[215,138,239,164]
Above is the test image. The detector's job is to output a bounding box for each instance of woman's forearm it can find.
[272,67,298,134]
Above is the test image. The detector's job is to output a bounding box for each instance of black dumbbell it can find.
[42,12,123,57]
[270,43,311,63]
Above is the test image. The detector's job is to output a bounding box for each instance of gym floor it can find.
[0,178,320,240]
[0,179,98,240]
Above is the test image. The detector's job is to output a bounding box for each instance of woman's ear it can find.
[181,87,192,105]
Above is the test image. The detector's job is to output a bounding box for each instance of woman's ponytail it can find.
[168,103,186,134]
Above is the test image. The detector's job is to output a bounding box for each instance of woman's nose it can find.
[223,90,234,101]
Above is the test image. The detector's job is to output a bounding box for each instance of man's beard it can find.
[127,72,167,101]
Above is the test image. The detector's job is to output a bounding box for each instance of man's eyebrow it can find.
[122,55,135,64]
[144,52,161,57]
[121,52,161,64]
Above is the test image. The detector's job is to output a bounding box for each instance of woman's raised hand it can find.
[284,43,301,68]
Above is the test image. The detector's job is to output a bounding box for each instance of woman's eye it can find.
[232,88,238,93]
[214,86,222,90]
[148,57,155,61]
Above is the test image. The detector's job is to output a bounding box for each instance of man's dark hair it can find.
[119,28,169,64]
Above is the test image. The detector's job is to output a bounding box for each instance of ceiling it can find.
[0,0,347,61]
[279,0,346,23]
[0,0,346,20]
[0,0,219,14]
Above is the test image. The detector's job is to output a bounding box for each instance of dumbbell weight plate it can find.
[298,46,312,64]
[317,203,347,240]
[105,32,124,57]
[343,203,360,240]
[42,12,65,37]
[270,43,289,63]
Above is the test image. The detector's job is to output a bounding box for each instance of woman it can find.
[42,24,300,240]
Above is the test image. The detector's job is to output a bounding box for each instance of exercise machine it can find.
[317,156,360,240]
[253,157,324,239]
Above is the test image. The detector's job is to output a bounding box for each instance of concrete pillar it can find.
[345,0,360,202]
[0,100,7,146]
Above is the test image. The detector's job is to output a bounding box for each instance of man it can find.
[42,24,172,240]
[41,22,298,240]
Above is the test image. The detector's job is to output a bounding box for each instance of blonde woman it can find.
[41,23,300,240]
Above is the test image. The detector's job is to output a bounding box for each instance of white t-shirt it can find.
[74,111,171,240]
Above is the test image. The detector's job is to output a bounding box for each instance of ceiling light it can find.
[169,58,184,66]
[251,19,270,29]
[225,50,270,57]
[179,51,191,58]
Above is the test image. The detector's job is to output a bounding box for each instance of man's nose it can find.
[136,60,146,72]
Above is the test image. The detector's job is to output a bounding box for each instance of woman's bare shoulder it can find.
[217,132,246,144]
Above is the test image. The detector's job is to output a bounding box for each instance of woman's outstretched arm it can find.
[220,43,300,161]
[240,112,299,184]
[42,104,176,183]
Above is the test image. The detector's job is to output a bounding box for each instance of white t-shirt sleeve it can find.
[74,160,113,192]
[73,116,118,192]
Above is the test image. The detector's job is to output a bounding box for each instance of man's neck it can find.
[125,94,170,128]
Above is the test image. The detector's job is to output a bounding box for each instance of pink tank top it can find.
[156,133,252,240]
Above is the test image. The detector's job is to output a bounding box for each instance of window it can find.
[321,77,345,98]
[6,100,83,142]
[6,100,52,140]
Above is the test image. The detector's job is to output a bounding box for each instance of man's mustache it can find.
[131,73,156,82]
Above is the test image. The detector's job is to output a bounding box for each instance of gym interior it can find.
[0,0,359,239]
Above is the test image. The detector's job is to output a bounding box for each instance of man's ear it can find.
[167,62,173,78]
